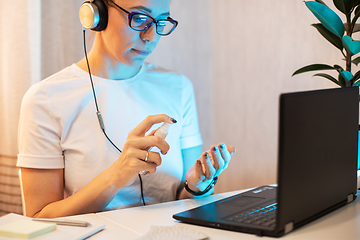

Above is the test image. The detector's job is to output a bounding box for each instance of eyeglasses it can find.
[109,0,178,36]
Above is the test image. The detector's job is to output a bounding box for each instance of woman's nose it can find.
[140,24,158,42]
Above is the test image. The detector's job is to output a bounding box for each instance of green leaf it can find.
[352,6,360,28]
[352,0,360,9]
[342,35,360,55]
[305,1,345,37]
[336,68,353,85]
[333,0,354,14]
[312,23,343,50]
[341,70,353,81]
[354,80,360,86]
[352,56,360,65]
[313,73,341,86]
[292,64,335,76]
[352,23,360,32]
[338,71,347,86]
[351,69,360,84]
[333,64,345,71]
[333,0,346,14]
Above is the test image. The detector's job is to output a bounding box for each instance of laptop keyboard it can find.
[225,202,277,227]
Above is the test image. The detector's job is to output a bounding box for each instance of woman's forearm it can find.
[36,174,119,217]
[22,167,123,218]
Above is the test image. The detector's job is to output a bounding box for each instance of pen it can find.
[32,218,92,227]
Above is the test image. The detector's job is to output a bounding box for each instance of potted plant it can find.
[292,0,360,87]
[292,0,360,172]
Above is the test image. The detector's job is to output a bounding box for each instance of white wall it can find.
[210,0,342,192]
[151,0,344,193]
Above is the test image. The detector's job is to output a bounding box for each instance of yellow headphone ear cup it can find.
[79,0,108,31]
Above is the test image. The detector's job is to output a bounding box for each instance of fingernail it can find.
[213,146,218,152]
[204,152,209,158]
[170,118,177,123]
[197,160,201,165]
[220,143,226,149]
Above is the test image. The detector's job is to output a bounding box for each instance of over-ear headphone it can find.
[79,0,108,31]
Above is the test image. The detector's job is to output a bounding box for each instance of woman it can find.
[17,0,235,218]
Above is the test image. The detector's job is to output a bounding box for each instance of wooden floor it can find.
[0,155,22,216]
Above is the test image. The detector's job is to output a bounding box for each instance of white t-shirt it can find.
[17,63,202,210]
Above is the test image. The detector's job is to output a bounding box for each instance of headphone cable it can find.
[82,28,146,206]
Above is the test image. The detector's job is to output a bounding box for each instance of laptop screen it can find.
[277,87,359,230]
[358,127,360,171]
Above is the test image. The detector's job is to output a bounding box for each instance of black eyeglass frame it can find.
[108,0,178,36]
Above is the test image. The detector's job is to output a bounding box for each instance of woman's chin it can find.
[127,58,146,68]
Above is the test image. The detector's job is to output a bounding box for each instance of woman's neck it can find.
[76,56,141,80]
[76,38,141,80]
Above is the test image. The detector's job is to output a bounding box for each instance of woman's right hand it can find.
[20,114,176,218]
[107,114,176,188]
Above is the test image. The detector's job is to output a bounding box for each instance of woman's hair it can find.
[102,0,114,7]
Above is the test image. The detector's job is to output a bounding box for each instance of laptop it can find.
[173,87,359,237]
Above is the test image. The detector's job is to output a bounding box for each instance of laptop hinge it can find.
[347,194,354,203]
[284,222,294,234]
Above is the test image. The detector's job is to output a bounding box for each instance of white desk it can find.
[62,188,360,240]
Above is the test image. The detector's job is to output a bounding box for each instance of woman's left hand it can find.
[185,143,235,193]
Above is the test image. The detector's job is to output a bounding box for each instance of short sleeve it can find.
[179,77,203,149]
[17,84,64,169]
